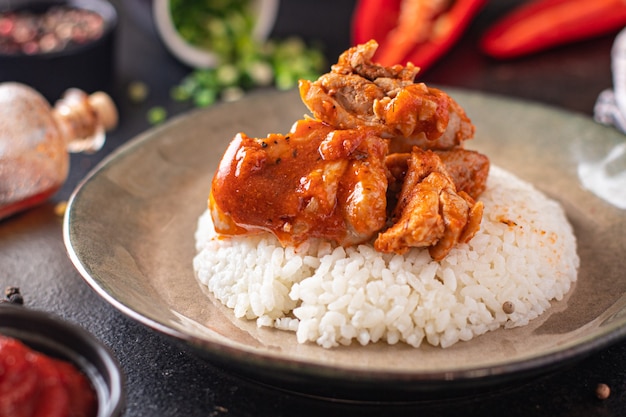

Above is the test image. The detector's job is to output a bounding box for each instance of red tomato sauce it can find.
[0,335,97,417]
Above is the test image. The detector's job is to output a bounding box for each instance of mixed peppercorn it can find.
[1,286,23,305]
[0,6,104,55]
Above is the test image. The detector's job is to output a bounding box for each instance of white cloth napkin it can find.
[595,27,626,133]
[582,27,626,209]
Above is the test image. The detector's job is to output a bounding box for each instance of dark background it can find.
[2,1,625,416]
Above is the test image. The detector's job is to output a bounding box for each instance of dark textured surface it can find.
[1,1,625,416]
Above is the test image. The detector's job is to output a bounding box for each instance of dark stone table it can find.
[2,1,625,415]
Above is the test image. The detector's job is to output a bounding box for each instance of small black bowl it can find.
[0,0,118,102]
[0,304,125,417]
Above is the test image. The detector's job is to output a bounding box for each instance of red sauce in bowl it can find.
[0,335,97,417]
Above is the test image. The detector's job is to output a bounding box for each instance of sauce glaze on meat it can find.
[209,40,489,260]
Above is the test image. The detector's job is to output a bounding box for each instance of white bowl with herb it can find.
[153,0,280,69]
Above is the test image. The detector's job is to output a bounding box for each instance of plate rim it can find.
[63,87,626,394]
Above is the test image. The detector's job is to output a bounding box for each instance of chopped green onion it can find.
[168,1,327,110]
[216,64,240,87]
[147,106,167,125]
[127,81,148,103]
[193,88,218,107]
[221,86,245,102]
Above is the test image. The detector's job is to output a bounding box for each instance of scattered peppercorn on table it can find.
[1,1,625,416]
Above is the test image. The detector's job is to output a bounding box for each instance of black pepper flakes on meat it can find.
[276,158,282,165]
[261,141,268,148]
[292,149,298,158]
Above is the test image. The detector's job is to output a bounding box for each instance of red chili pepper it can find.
[352,0,402,46]
[351,0,486,71]
[402,0,487,70]
[481,0,626,59]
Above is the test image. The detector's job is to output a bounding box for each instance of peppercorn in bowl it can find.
[0,0,118,101]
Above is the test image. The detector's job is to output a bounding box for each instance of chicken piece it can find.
[435,148,490,199]
[375,147,483,260]
[298,40,474,151]
[379,85,476,152]
[385,148,490,200]
[331,39,420,81]
[209,119,389,247]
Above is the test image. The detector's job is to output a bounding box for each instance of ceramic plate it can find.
[64,88,626,400]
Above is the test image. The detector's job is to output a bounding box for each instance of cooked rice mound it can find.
[193,166,579,348]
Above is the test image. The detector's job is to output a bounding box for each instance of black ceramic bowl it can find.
[0,304,125,417]
[0,0,117,101]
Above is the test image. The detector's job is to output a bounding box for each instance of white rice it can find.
[193,166,579,348]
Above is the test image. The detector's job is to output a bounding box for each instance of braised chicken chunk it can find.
[209,41,490,260]
[386,148,490,200]
[210,119,389,247]
[375,147,483,260]
[299,40,475,151]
